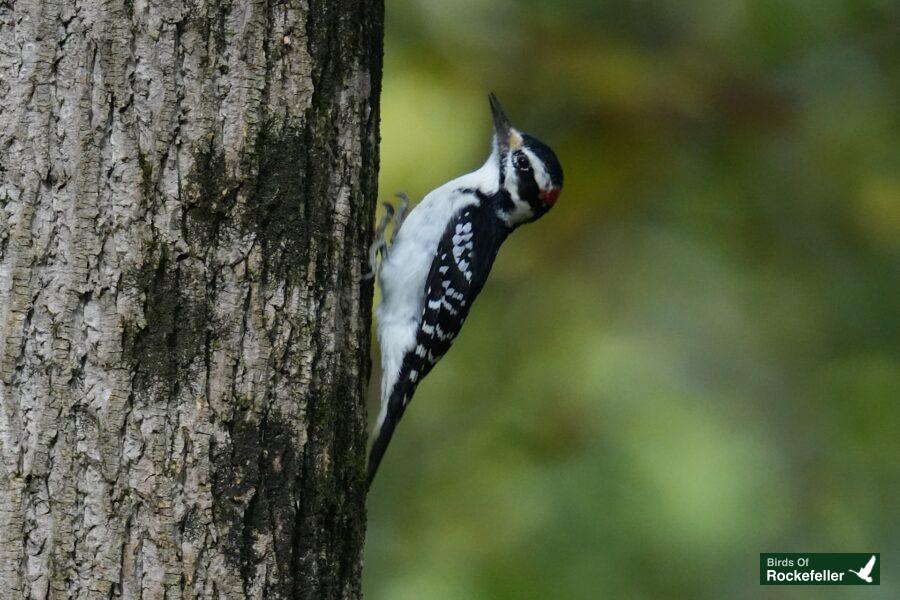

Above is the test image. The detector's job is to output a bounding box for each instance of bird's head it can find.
[488,93,563,228]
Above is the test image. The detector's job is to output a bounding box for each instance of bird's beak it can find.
[489,93,521,154]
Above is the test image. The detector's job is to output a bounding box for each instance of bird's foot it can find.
[363,193,414,281]
[363,202,394,281]
[390,192,411,245]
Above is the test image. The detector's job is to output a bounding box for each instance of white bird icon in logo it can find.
[848,555,877,583]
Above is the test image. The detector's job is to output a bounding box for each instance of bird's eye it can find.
[513,153,531,171]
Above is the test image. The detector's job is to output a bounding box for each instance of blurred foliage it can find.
[365,1,900,598]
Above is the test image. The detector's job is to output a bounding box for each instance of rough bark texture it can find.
[0,0,382,597]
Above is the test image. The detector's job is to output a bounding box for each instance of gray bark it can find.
[0,0,382,597]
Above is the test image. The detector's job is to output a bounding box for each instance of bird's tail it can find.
[366,416,396,489]
[366,383,412,489]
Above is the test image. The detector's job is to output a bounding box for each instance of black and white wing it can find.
[367,204,505,485]
[407,210,490,380]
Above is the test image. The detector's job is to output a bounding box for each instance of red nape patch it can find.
[540,188,561,206]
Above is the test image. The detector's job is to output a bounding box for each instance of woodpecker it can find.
[366,94,563,487]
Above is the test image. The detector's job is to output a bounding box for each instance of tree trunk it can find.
[0,0,381,597]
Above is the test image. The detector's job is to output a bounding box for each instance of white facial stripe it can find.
[500,201,534,226]
[522,147,551,190]
[494,151,535,226]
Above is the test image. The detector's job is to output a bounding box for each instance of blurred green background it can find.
[364,1,900,598]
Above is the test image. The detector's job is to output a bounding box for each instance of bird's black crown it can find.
[522,133,563,188]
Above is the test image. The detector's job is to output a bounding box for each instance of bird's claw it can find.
[391,193,410,245]
[363,194,410,281]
